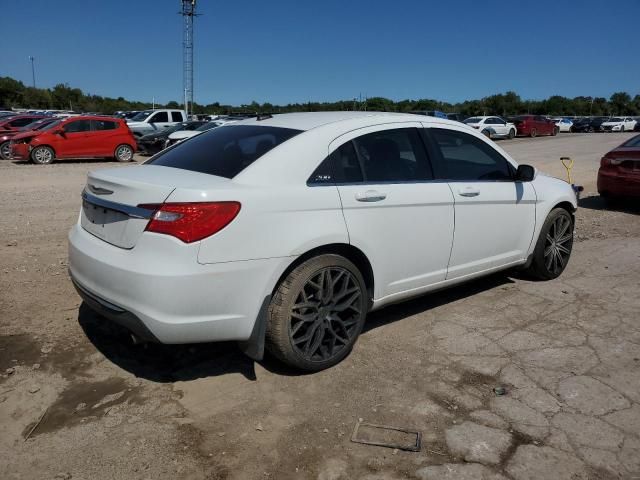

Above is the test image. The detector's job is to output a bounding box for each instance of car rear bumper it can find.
[598,170,640,197]
[68,223,291,344]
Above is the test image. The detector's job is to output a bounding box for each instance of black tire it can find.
[114,144,134,162]
[552,127,559,136]
[620,126,624,133]
[482,129,492,139]
[588,126,595,133]
[508,129,515,139]
[0,141,11,160]
[526,208,574,280]
[30,146,55,164]
[266,254,368,371]
[530,128,537,138]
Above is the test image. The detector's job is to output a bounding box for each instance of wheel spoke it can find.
[557,243,571,255]
[557,233,572,245]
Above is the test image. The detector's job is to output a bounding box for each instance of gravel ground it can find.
[1,132,639,480]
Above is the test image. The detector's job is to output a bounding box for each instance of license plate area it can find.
[81,200,134,247]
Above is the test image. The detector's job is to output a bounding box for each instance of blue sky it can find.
[3,0,639,105]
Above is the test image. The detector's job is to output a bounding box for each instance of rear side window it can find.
[429,128,513,181]
[309,128,433,185]
[148,125,301,178]
[92,120,118,130]
[355,128,432,182]
[171,112,183,122]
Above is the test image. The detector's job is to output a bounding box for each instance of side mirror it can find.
[515,164,535,182]
[54,128,65,136]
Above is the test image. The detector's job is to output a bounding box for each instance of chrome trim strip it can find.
[81,190,155,219]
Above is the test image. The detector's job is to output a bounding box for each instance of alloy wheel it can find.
[34,147,53,164]
[543,215,573,275]
[0,142,11,159]
[288,267,363,362]
[116,145,133,162]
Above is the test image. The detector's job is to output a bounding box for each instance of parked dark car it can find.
[137,120,206,155]
[634,118,640,132]
[0,117,60,159]
[570,117,592,133]
[598,134,640,200]
[446,113,467,122]
[508,115,558,137]
[581,116,610,133]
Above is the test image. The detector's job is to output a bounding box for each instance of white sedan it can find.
[600,117,637,132]
[69,112,578,371]
[463,116,517,139]
[554,118,574,132]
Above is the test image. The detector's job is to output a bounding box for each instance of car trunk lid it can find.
[81,165,232,248]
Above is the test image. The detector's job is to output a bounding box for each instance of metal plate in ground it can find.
[350,422,421,452]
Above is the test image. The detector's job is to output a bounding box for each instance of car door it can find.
[90,119,120,156]
[148,111,171,130]
[59,119,93,157]
[425,125,537,280]
[321,123,455,299]
[493,117,509,136]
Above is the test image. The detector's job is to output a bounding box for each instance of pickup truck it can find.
[126,109,187,137]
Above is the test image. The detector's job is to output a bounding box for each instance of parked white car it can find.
[463,116,517,139]
[165,120,224,147]
[127,109,187,137]
[69,112,578,371]
[600,117,637,132]
[554,118,573,132]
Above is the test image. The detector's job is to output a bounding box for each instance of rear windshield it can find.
[623,135,640,148]
[147,125,302,178]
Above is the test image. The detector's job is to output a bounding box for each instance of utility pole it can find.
[180,0,199,119]
[28,56,36,88]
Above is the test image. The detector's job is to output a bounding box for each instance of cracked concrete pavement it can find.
[0,132,639,479]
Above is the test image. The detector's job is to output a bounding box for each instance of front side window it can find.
[149,112,169,123]
[64,120,91,133]
[148,125,301,178]
[429,128,513,181]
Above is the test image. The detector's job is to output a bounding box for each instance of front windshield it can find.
[130,110,153,121]
[195,122,221,131]
[608,117,622,122]
[464,117,482,124]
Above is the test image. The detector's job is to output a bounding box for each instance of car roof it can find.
[230,111,465,132]
[61,115,122,122]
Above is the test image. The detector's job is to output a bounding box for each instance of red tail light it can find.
[138,202,241,243]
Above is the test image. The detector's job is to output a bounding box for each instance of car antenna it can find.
[256,113,273,121]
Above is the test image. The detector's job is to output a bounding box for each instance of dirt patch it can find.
[0,333,41,371]
[22,377,144,438]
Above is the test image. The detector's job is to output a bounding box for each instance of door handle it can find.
[355,190,387,202]
[458,187,480,197]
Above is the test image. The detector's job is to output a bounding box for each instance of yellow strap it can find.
[560,156,574,184]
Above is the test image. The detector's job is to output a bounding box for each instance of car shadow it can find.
[78,274,516,382]
[578,195,640,214]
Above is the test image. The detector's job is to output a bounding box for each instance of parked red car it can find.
[11,116,136,164]
[0,114,47,132]
[597,134,640,199]
[509,115,559,137]
[0,117,59,159]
